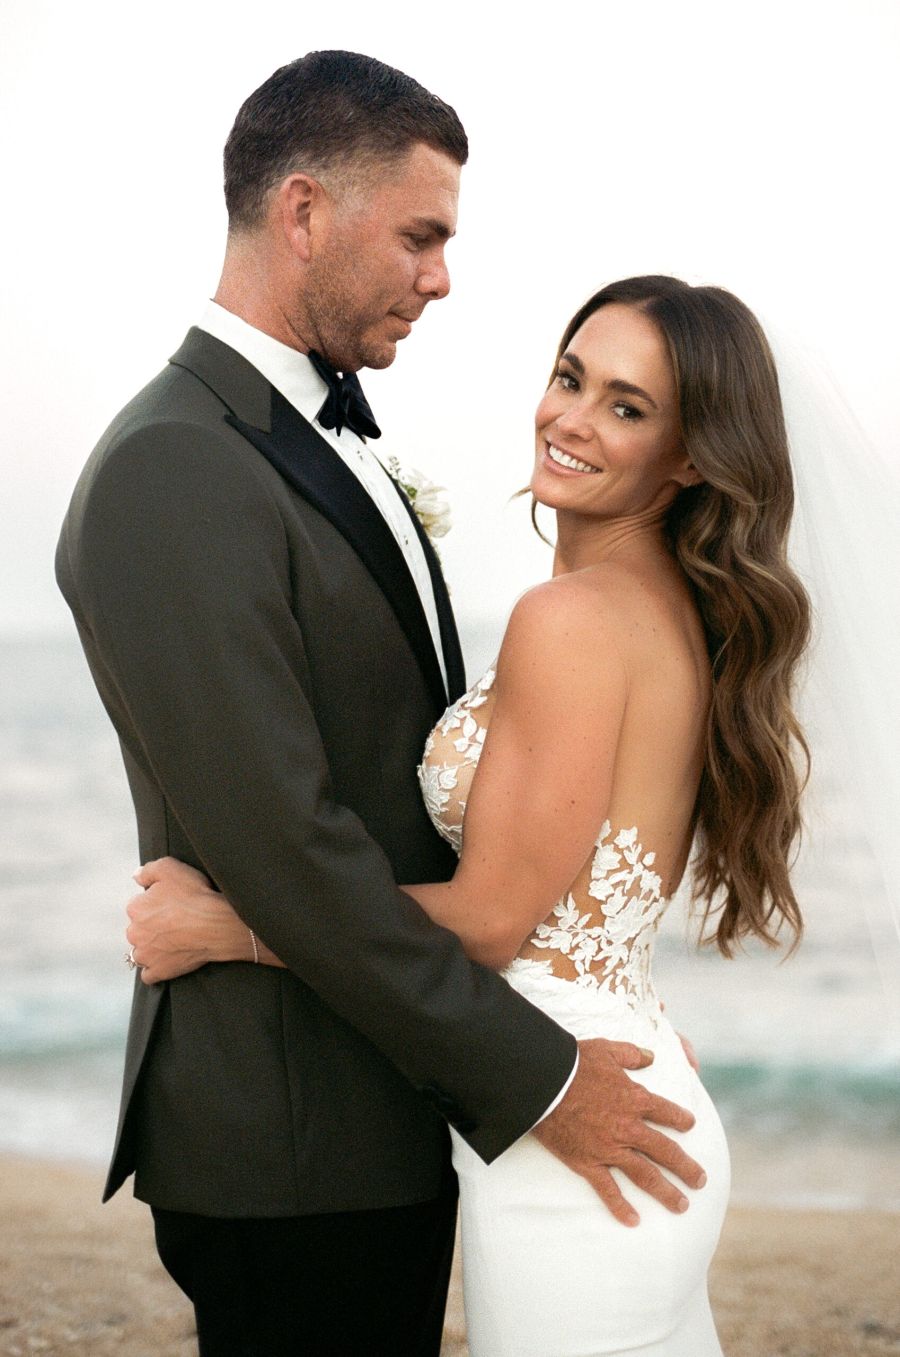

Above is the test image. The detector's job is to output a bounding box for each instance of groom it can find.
[56,52,702,1356]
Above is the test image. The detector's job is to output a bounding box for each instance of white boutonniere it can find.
[387,456,452,545]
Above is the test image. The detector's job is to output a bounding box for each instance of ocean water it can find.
[1,632,898,1208]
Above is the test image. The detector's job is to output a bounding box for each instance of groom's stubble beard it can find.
[302,238,399,375]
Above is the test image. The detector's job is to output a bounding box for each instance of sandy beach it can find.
[2,1155,898,1356]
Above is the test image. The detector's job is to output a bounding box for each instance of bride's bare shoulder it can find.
[504,564,656,646]
[498,562,697,695]
[497,569,634,692]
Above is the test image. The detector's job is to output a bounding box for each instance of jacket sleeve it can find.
[62,422,577,1161]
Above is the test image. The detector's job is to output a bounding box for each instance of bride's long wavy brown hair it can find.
[549,276,811,955]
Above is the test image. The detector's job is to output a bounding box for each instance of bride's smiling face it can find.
[532,303,699,518]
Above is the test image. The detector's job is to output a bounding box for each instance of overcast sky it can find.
[2,0,898,638]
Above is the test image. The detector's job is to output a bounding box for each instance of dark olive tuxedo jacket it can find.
[55,328,575,1218]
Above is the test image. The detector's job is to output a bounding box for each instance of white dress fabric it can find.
[418,668,730,1357]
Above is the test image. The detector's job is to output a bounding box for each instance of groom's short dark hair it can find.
[224,51,468,231]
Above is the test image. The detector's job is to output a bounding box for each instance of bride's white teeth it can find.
[547,444,600,474]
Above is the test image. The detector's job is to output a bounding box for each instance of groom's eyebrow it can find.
[407,216,455,240]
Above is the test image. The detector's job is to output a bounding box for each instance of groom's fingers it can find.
[580,1165,641,1228]
[615,1151,690,1216]
[631,1124,706,1191]
[634,1088,696,1135]
[588,1038,654,1071]
[561,1145,699,1225]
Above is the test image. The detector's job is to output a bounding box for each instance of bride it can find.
[124,274,811,1355]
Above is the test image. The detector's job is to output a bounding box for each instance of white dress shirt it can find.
[196,302,576,1127]
[198,301,448,692]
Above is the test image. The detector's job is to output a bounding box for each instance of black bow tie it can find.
[307,350,381,441]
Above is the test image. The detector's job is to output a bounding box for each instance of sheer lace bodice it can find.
[419,666,495,855]
[418,668,670,1017]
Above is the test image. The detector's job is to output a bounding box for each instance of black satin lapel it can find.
[225,391,449,714]
[389,480,467,701]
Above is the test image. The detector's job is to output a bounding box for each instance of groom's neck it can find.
[213,238,313,354]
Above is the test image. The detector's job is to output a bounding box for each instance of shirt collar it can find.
[197,300,327,426]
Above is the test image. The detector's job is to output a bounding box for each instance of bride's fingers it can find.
[125,890,151,921]
[616,1152,689,1215]
[133,859,166,887]
[122,937,153,983]
[133,857,209,889]
[631,1124,706,1190]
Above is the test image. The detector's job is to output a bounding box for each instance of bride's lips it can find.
[541,441,603,476]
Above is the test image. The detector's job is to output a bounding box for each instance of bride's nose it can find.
[554,401,595,442]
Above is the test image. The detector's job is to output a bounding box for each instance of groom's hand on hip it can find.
[531,1037,706,1227]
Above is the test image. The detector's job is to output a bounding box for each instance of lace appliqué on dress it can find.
[419,671,667,1020]
[417,668,495,853]
[530,822,668,1012]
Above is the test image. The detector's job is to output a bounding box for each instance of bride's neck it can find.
[551,511,671,577]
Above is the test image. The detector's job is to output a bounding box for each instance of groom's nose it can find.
[415,249,451,301]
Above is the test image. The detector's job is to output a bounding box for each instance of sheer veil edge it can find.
[772,329,900,1026]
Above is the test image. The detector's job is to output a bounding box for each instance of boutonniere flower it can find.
[388,456,452,544]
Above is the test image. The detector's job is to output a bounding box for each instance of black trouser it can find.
[151,1176,458,1357]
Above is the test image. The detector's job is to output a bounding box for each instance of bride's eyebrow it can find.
[562,350,659,410]
[558,350,584,373]
[606,378,658,410]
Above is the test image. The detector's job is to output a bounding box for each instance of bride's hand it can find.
[126,857,254,984]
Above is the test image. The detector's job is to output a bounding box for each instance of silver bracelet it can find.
[249,928,260,964]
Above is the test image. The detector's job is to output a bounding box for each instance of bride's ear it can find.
[672,448,705,489]
[674,462,704,488]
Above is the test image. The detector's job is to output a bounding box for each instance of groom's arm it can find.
[60,420,577,1163]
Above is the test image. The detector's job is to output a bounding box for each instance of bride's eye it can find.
[555,368,579,392]
[611,402,642,421]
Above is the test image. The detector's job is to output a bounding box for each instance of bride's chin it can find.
[530,471,569,512]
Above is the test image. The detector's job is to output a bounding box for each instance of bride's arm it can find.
[127,574,629,982]
[403,576,629,967]
[126,858,286,983]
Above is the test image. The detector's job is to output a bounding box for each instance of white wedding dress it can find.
[419,667,730,1357]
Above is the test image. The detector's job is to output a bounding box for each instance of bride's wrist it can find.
[202,894,251,963]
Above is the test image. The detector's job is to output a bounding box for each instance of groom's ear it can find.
[274,174,324,264]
